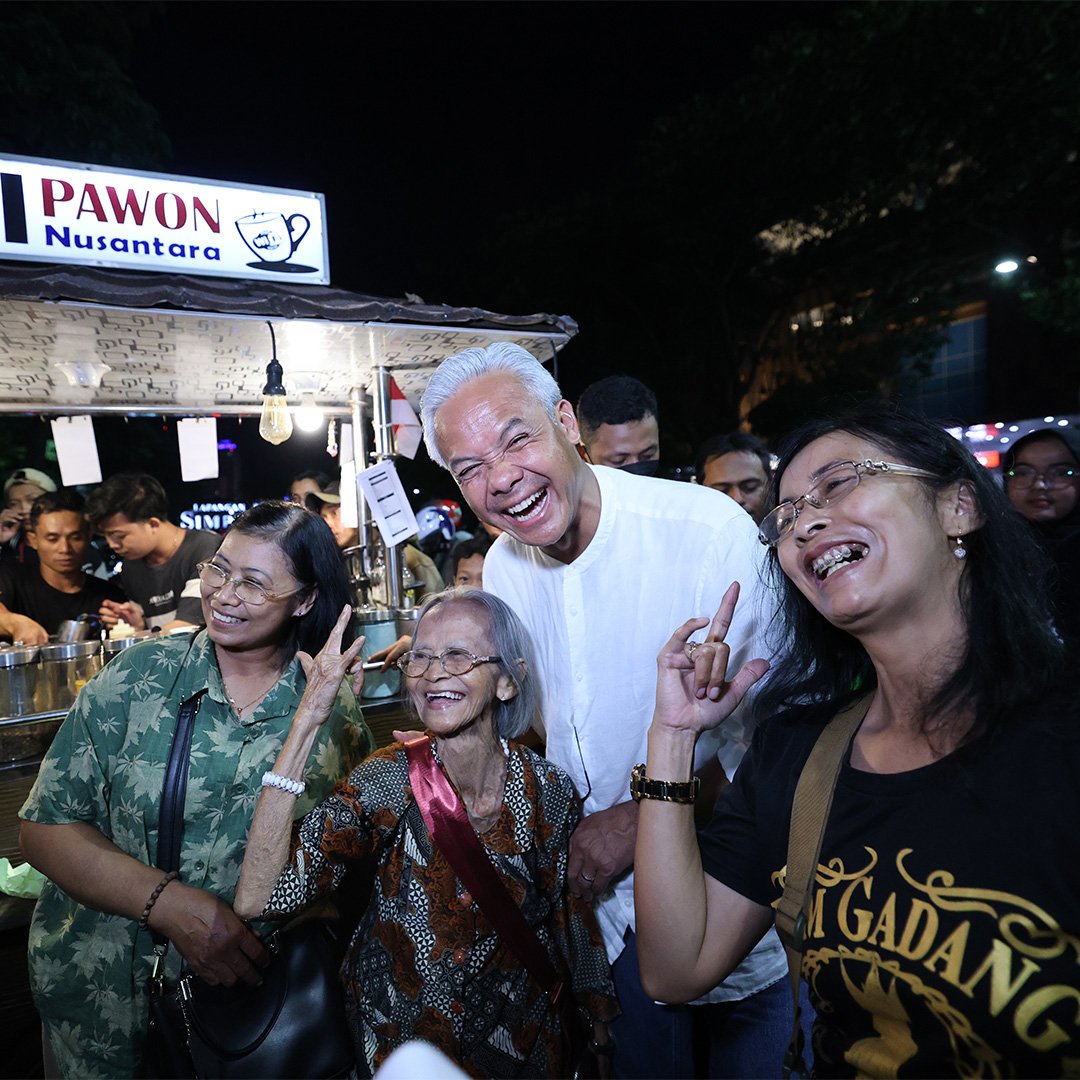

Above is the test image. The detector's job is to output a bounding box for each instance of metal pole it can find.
[371,363,403,610]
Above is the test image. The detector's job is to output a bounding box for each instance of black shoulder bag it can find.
[142,689,355,1080]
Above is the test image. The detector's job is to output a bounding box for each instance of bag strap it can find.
[774,692,873,1078]
[150,687,208,955]
[403,734,563,1001]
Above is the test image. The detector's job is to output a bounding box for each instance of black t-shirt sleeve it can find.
[174,531,221,624]
[697,710,824,908]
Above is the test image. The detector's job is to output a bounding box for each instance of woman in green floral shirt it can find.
[20,501,373,1079]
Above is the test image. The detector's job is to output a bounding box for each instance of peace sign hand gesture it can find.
[295,605,366,725]
[653,582,770,738]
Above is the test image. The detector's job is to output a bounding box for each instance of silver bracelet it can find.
[261,771,305,797]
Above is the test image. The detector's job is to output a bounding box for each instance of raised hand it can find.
[653,582,769,737]
[296,605,366,719]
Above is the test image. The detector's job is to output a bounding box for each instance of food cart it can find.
[0,261,577,869]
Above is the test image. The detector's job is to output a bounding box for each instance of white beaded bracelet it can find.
[261,771,305,797]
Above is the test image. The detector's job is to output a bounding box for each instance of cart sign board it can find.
[0,154,330,284]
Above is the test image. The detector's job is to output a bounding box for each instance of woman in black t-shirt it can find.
[633,404,1078,1077]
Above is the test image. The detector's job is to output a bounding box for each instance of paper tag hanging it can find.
[356,460,418,547]
[50,415,102,486]
[177,418,219,481]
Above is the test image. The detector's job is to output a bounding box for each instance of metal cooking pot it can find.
[37,640,103,712]
[0,644,41,720]
[102,630,157,663]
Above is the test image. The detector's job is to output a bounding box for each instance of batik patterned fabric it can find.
[265,739,618,1079]
[20,631,372,1079]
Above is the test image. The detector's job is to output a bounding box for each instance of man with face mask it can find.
[577,375,661,475]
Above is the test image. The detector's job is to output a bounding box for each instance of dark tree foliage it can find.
[0,2,171,168]
[468,1,1080,448]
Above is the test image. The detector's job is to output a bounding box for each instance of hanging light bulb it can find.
[258,322,293,445]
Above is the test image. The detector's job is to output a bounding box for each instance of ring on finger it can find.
[686,641,701,658]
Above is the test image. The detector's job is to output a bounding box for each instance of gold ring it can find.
[686,642,701,657]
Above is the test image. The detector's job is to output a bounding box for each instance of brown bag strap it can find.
[775,692,873,1077]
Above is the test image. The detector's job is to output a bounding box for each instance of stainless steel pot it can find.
[102,630,156,663]
[0,645,41,720]
[37,641,103,712]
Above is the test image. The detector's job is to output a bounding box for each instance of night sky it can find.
[130,3,837,302]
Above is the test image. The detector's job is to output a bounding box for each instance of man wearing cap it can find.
[85,473,219,632]
[420,343,790,1079]
[2,468,58,565]
[0,491,125,644]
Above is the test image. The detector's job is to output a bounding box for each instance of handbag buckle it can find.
[148,943,169,999]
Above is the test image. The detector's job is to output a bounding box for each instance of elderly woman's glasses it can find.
[196,561,303,605]
[397,648,501,678]
[758,460,939,547]
[1005,464,1078,489]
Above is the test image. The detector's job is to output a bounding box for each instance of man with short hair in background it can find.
[0,491,125,643]
[86,473,220,632]
[577,374,661,473]
[697,431,773,524]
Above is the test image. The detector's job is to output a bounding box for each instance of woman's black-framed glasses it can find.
[396,648,501,678]
[758,459,939,547]
[196,561,303,606]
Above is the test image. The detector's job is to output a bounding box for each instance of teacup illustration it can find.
[235,211,311,264]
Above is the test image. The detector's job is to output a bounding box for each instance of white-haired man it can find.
[420,343,791,1079]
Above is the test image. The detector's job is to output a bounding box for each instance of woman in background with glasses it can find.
[634,404,1078,1076]
[20,502,373,1079]
[235,586,616,1078]
[1003,427,1080,652]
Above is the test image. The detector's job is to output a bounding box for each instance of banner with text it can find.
[0,154,329,284]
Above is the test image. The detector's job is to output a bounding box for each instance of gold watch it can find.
[629,763,700,804]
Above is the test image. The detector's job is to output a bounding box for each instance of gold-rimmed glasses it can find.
[758,459,939,547]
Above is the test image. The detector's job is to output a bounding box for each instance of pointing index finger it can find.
[706,582,741,643]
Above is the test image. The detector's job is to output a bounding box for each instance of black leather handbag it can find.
[146,918,353,1079]
[142,689,355,1079]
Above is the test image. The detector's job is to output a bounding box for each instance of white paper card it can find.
[50,415,102,486]
[339,460,359,529]
[356,460,418,547]
[177,418,219,481]
[340,422,354,464]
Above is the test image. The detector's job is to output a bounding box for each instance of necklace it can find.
[223,671,282,716]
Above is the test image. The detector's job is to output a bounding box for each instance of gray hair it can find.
[420,343,563,469]
[411,586,540,739]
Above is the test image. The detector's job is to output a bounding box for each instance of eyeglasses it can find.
[1005,464,1078,489]
[196,561,304,606]
[396,648,501,678]
[758,459,939,547]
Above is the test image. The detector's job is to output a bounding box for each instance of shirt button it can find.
[576,674,583,682]
[569,607,578,616]
[460,891,472,906]
[450,1000,464,1015]
[193,861,205,871]
[452,946,469,964]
